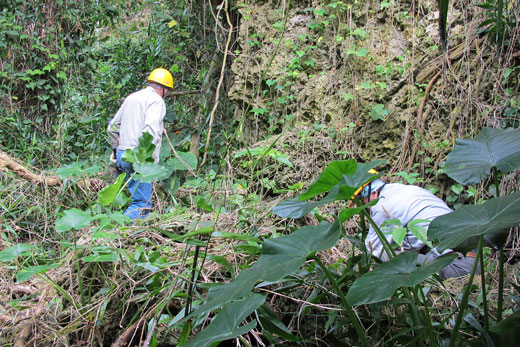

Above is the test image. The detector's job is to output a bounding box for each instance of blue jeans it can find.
[116,150,152,219]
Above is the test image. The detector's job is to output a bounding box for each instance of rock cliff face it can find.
[228,0,519,192]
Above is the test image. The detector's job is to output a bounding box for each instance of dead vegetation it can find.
[2,166,518,346]
[1,0,519,345]
[0,195,284,346]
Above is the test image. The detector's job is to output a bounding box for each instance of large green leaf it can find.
[211,231,259,243]
[133,162,171,183]
[339,203,376,223]
[346,252,456,305]
[300,160,382,200]
[16,263,59,282]
[257,304,299,342]
[208,255,235,280]
[487,309,520,346]
[444,127,520,184]
[188,219,342,318]
[272,160,384,218]
[82,252,120,262]
[56,162,102,179]
[122,132,156,164]
[428,192,520,252]
[0,243,33,262]
[272,186,340,218]
[299,159,354,199]
[97,172,126,206]
[161,176,181,196]
[166,151,197,171]
[271,153,294,168]
[182,294,265,347]
[55,208,92,232]
[159,136,172,162]
[107,211,131,225]
[112,191,130,209]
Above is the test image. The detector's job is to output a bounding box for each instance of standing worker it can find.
[357,175,479,280]
[107,68,173,219]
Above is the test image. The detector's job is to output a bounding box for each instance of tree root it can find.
[0,149,104,191]
[407,69,442,169]
[415,37,485,84]
[111,318,146,347]
[397,37,485,171]
[417,70,442,138]
[0,150,61,186]
[13,287,49,347]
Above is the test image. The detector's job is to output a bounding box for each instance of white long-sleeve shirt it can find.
[365,183,453,260]
[107,86,166,163]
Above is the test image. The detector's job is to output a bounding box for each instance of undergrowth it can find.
[1,0,520,346]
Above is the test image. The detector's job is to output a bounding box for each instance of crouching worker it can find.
[356,175,479,280]
[107,68,173,219]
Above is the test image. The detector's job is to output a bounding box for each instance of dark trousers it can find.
[116,150,152,219]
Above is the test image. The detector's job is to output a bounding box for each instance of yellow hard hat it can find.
[147,68,173,89]
[352,169,379,198]
[348,169,384,207]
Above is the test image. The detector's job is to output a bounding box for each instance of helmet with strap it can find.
[147,68,173,89]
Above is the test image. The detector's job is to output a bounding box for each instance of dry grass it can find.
[1,172,519,346]
[0,183,285,346]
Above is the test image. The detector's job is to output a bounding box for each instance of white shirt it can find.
[365,183,453,260]
[107,86,166,163]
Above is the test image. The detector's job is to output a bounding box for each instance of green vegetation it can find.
[1,0,519,346]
